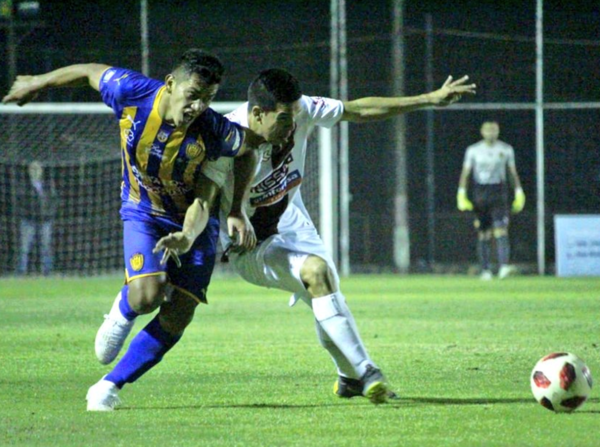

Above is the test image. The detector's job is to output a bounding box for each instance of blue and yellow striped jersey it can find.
[99,67,244,221]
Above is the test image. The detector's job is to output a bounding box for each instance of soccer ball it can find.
[530,352,593,413]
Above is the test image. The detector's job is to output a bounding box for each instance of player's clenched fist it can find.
[227,210,257,253]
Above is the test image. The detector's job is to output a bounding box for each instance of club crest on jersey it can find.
[186,142,205,159]
[130,253,144,272]
[157,130,169,143]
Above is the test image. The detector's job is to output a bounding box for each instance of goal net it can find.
[0,102,327,276]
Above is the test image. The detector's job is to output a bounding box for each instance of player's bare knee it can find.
[128,275,168,314]
[300,256,335,297]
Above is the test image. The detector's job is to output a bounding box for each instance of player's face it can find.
[166,73,219,127]
[257,101,301,145]
[481,122,500,142]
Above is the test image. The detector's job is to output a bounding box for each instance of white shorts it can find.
[230,228,339,305]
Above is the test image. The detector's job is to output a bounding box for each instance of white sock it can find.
[311,292,374,378]
[315,319,358,379]
[298,294,359,379]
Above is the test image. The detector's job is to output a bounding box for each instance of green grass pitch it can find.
[1,275,599,446]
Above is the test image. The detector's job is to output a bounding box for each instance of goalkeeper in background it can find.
[457,121,525,280]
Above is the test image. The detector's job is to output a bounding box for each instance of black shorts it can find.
[472,184,509,231]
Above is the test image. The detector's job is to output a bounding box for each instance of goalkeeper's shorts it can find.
[472,183,509,231]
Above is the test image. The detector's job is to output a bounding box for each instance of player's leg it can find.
[493,211,514,279]
[17,219,35,275]
[40,221,53,275]
[95,219,169,365]
[86,289,197,411]
[106,289,198,387]
[472,185,494,280]
[232,234,389,404]
[233,242,363,383]
[477,229,493,280]
[87,220,217,411]
[299,255,389,403]
[475,212,493,280]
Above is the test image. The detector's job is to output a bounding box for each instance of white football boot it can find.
[86,379,121,411]
[95,292,136,364]
[498,265,517,280]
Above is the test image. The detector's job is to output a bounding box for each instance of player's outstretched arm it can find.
[152,175,219,267]
[2,63,110,106]
[342,75,476,123]
[228,149,259,252]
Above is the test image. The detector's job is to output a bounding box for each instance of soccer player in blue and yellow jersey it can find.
[3,49,264,411]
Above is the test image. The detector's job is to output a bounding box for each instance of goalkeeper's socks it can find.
[105,316,181,388]
[496,235,511,266]
[312,292,373,378]
[478,237,492,271]
[118,285,138,321]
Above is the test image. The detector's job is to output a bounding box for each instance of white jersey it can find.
[463,140,516,185]
[202,95,344,247]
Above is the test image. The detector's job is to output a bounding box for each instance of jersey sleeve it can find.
[303,95,344,128]
[199,109,246,160]
[201,157,234,189]
[463,147,474,169]
[99,67,159,116]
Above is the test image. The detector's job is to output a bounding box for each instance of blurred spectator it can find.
[16,161,58,275]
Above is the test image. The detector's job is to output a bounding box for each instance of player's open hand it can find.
[227,210,257,253]
[153,232,195,268]
[430,75,476,107]
[2,75,41,106]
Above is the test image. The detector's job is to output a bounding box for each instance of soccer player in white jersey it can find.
[188,69,475,404]
[457,121,525,280]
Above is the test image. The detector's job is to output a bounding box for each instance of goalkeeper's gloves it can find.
[512,187,526,213]
[457,188,473,211]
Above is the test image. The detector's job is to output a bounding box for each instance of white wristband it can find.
[458,187,466,194]
[515,187,523,194]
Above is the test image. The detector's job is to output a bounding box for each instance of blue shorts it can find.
[121,208,219,304]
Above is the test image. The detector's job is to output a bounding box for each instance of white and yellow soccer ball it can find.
[530,352,592,413]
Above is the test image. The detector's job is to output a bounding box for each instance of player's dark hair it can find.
[173,49,224,85]
[248,69,302,112]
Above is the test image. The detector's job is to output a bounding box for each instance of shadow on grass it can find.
[119,397,600,411]
[399,396,532,406]
[397,396,600,407]
[119,403,342,411]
